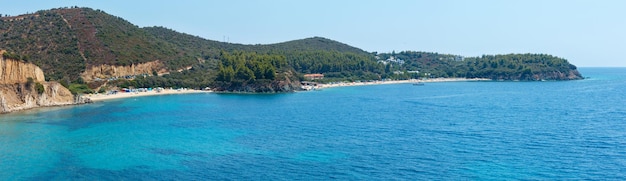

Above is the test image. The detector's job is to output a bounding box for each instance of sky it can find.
[1,0,625,67]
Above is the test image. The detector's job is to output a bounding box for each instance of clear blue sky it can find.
[1,0,624,67]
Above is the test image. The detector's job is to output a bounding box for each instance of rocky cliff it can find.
[486,69,584,81]
[0,82,85,113]
[532,70,583,81]
[1,51,45,84]
[0,53,87,113]
[80,60,168,81]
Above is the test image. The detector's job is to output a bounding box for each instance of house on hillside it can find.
[304,74,324,80]
[378,56,405,65]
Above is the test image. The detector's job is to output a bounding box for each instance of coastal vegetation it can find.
[215,51,284,83]
[378,51,581,80]
[0,7,583,94]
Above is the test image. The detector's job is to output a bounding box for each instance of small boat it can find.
[413,82,424,86]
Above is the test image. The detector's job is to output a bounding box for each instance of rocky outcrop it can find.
[0,82,88,113]
[536,69,583,80]
[486,69,584,81]
[1,51,45,84]
[81,60,168,81]
[0,52,87,113]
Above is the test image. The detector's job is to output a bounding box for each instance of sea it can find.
[1,67,625,180]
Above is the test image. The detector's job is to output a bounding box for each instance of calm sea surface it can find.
[1,68,625,180]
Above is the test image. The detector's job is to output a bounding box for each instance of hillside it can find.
[142,26,248,59]
[461,54,582,80]
[261,37,371,55]
[144,26,382,82]
[143,27,371,56]
[377,51,582,81]
[0,7,195,82]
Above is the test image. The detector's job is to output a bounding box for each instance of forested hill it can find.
[143,26,370,56]
[461,54,582,80]
[142,26,372,65]
[141,26,248,58]
[262,37,370,55]
[143,26,382,81]
[0,7,583,93]
[378,51,582,81]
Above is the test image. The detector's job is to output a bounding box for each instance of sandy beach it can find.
[86,88,210,102]
[317,78,490,89]
[85,78,489,101]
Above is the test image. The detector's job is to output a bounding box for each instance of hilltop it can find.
[0,7,583,93]
[143,26,370,56]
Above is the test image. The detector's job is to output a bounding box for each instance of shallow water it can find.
[1,68,625,180]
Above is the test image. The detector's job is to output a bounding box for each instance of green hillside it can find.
[0,7,196,82]
[142,26,248,59]
[377,51,582,81]
[143,27,370,56]
[143,26,384,82]
[262,37,370,55]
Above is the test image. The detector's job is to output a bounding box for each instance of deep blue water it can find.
[1,68,626,180]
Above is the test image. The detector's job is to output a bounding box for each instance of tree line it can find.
[378,51,581,80]
[216,51,286,83]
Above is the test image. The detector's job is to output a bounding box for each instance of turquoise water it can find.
[1,68,626,180]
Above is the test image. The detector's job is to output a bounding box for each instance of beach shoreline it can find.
[83,78,490,101]
[85,89,210,102]
[316,78,491,89]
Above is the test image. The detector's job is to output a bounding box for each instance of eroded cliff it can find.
[0,53,87,113]
[0,82,84,113]
[1,51,45,84]
[80,60,168,81]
